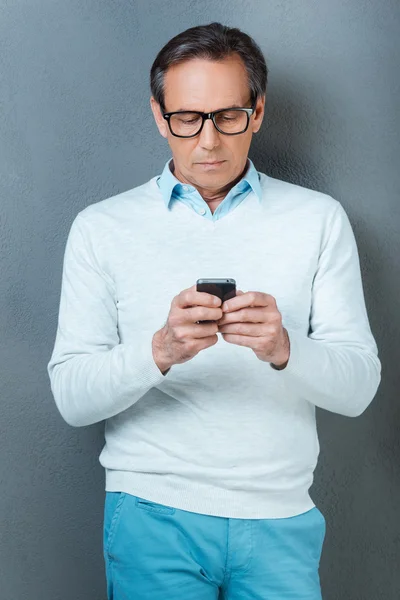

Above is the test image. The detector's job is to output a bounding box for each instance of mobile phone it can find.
[196,278,236,323]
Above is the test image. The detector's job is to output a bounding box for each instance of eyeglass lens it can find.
[169,110,249,136]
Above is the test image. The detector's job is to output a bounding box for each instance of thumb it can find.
[236,289,245,295]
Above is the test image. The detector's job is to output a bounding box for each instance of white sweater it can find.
[47,166,381,518]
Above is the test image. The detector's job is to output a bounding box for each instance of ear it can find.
[251,94,266,134]
[150,96,169,139]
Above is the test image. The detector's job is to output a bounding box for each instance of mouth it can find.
[197,160,226,167]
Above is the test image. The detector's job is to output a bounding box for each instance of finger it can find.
[220,332,261,348]
[222,291,272,313]
[218,307,267,324]
[177,285,221,308]
[218,322,265,336]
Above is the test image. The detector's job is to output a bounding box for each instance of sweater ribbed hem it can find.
[105,469,315,519]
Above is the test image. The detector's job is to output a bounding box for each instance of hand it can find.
[217,290,290,368]
[152,284,223,374]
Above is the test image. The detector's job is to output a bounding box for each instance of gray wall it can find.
[1,1,398,598]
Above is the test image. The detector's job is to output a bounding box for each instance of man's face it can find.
[150,55,265,193]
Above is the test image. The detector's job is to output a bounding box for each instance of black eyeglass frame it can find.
[162,100,257,138]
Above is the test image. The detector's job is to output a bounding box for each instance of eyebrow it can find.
[175,102,244,112]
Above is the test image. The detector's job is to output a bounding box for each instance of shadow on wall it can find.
[250,73,325,190]
[249,67,398,600]
[249,69,365,194]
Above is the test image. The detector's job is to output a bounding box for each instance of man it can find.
[47,22,381,600]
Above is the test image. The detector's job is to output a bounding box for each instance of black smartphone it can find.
[196,278,236,323]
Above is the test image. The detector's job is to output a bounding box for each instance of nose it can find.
[198,117,220,150]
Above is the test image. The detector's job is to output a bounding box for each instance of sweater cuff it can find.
[125,330,171,390]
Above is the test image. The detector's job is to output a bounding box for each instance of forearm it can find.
[276,328,381,417]
[48,334,167,427]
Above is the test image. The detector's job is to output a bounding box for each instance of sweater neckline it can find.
[148,174,263,226]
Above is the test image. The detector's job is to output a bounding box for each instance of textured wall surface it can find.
[1,1,399,598]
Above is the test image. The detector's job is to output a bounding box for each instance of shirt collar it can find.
[156,157,263,208]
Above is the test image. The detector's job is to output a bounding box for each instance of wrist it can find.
[270,358,289,370]
[152,329,172,375]
[271,329,290,370]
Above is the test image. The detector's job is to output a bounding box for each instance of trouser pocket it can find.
[103,492,127,560]
[135,495,176,515]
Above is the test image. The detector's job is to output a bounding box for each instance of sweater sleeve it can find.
[277,201,381,417]
[47,214,167,427]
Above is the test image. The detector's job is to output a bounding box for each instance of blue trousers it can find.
[103,491,326,599]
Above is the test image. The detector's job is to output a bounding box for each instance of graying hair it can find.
[150,22,268,111]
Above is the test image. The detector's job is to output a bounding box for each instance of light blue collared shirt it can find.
[156,157,263,221]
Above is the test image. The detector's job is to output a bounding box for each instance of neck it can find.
[171,159,250,211]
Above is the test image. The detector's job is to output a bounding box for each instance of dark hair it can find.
[150,22,268,111]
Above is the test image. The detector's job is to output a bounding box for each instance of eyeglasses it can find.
[162,100,256,138]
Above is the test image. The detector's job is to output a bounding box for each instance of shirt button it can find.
[198,207,206,215]
[183,185,189,192]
